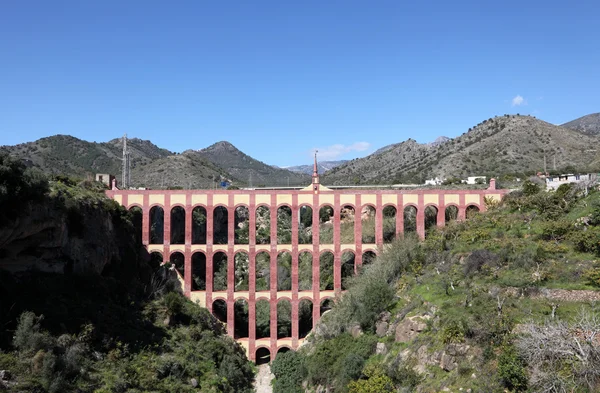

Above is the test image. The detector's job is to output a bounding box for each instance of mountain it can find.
[561,113,600,136]
[198,141,310,187]
[286,160,348,175]
[323,115,600,185]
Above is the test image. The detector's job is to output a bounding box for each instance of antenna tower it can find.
[122,134,131,189]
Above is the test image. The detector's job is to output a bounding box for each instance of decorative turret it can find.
[312,150,320,188]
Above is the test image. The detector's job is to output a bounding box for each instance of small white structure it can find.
[546,173,598,190]
[425,177,443,186]
[466,176,486,185]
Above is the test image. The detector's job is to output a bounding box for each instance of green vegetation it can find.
[271,181,600,392]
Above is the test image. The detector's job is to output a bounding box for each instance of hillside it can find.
[286,160,348,175]
[323,115,600,185]
[198,141,310,187]
[561,112,600,136]
[271,180,600,392]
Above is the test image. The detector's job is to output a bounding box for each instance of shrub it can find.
[498,344,528,392]
[570,227,600,255]
[540,220,573,241]
[271,351,306,393]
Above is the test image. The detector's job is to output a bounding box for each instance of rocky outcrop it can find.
[394,316,429,342]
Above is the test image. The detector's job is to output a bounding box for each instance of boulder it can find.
[395,316,428,343]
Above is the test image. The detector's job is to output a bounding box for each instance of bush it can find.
[271,351,306,393]
[569,227,600,255]
[498,344,528,392]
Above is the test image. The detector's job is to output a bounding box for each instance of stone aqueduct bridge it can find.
[106,175,507,362]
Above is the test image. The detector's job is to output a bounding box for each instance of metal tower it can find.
[122,134,131,189]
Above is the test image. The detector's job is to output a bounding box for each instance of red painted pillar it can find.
[206,194,214,312]
[248,194,257,359]
[164,194,171,246]
[184,194,193,296]
[437,203,445,228]
[206,195,214,246]
[416,193,425,239]
[142,193,150,245]
[355,195,363,269]
[291,195,299,346]
[333,194,341,294]
[396,194,403,237]
[291,299,299,348]
[269,194,278,353]
[227,196,236,338]
[312,193,320,327]
[458,194,466,221]
[375,194,384,247]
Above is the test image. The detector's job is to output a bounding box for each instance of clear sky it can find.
[1,1,599,166]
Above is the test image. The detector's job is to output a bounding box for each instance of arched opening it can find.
[255,299,270,339]
[403,206,417,233]
[234,206,249,244]
[234,252,249,291]
[319,205,334,244]
[170,252,184,277]
[149,206,164,244]
[445,205,459,223]
[213,206,228,245]
[466,205,480,219]
[192,206,207,244]
[277,206,292,244]
[149,251,163,271]
[255,252,270,291]
[319,252,334,290]
[213,252,228,291]
[424,205,438,234]
[340,205,355,243]
[383,206,397,243]
[361,251,376,272]
[234,298,249,339]
[256,347,271,365]
[191,252,206,291]
[128,206,143,246]
[277,252,292,291]
[298,205,313,244]
[299,299,313,338]
[170,206,185,244]
[320,298,333,316]
[212,299,227,323]
[341,251,355,290]
[277,299,292,339]
[298,252,313,291]
[361,205,376,244]
[277,347,291,355]
[255,206,271,244]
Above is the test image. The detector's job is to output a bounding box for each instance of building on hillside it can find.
[545,173,598,190]
[425,177,443,186]
[95,173,115,189]
[466,176,486,185]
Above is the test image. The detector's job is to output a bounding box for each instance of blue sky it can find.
[1,1,598,166]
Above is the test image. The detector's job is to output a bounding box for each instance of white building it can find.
[425,177,443,186]
[466,176,486,185]
[545,173,598,190]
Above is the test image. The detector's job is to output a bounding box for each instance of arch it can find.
[212,299,227,323]
[340,205,355,243]
[128,206,143,246]
[319,251,334,290]
[234,205,249,244]
[277,346,291,355]
[255,251,271,291]
[255,205,271,244]
[361,205,376,244]
[319,205,334,244]
[298,252,313,291]
[149,205,164,244]
[320,298,334,316]
[299,299,313,338]
[234,251,249,291]
[170,206,185,244]
[234,298,249,339]
[170,252,184,277]
[277,251,292,291]
[149,251,163,271]
[212,252,228,291]
[255,299,270,339]
[191,252,206,291]
[255,347,271,365]
[403,205,417,233]
[277,205,292,244]
[213,206,228,245]
[382,205,397,243]
[298,205,313,244]
[361,250,376,271]
[424,205,438,234]
[277,299,292,339]
[466,205,480,219]
[445,205,459,223]
[192,206,207,244]
[341,251,355,290]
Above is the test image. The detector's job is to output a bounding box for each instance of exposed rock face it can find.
[0,197,141,276]
[395,316,428,343]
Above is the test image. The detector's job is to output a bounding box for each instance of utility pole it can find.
[122,133,131,189]
[249,173,252,188]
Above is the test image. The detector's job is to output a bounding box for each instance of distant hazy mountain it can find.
[561,113,600,136]
[286,160,348,175]
[198,141,310,187]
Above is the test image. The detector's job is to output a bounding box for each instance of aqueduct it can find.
[106,166,508,362]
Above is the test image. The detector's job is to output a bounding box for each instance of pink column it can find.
[164,194,171,246]
[291,194,299,346]
[354,194,362,269]
[416,193,425,239]
[142,193,150,245]
[333,193,341,294]
[248,194,257,359]
[312,193,320,327]
[458,194,466,221]
[184,194,193,296]
[375,194,384,247]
